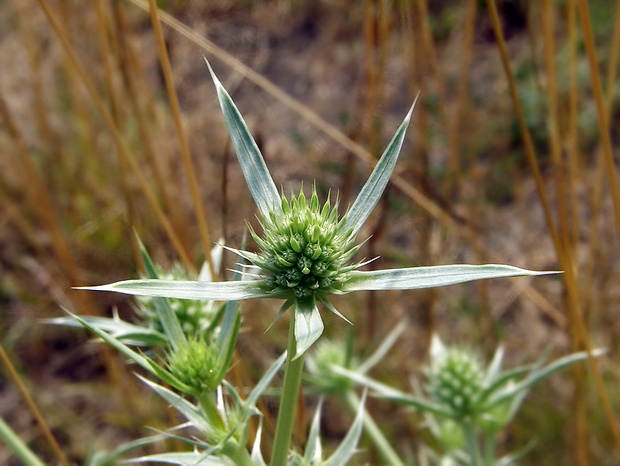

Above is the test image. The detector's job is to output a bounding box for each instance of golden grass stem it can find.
[540,2,589,461]
[95,0,141,267]
[34,0,195,272]
[147,0,216,279]
[577,0,620,241]
[447,0,477,195]
[0,345,70,466]
[484,0,560,253]
[565,0,581,267]
[111,3,178,225]
[488,0,620,455]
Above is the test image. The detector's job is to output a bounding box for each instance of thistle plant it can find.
[306,324,407,465]
[79,61,555,465]
[339,335,600,465]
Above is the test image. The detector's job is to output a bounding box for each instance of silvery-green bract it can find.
[83,60,555,357]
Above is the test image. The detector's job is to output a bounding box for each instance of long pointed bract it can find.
[341,97,417,236]
[81,279,272,301]
[206,59,281,217]
[294,298,324,358]
[341,264,559,292]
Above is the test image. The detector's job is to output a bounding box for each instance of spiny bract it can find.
[249,189,362,301]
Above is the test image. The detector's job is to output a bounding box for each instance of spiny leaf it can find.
[206,59,280,218]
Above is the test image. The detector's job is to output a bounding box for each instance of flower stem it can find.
[343,390,404,466]
[270,313,305,466]
[221,439,254,466]
[463,420,482,466]
[196,392,225,432]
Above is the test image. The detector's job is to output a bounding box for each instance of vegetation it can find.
[1,0,619,464]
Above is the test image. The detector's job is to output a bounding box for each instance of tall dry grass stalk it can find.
[487,0,620,462]
[146,0,216,278]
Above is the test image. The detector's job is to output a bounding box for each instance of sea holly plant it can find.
[81,61,556,465]
[336,336,601,465]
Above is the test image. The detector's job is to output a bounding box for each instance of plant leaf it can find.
[67,310,158,374]
[126,451,231,465]
[334,367,452,418]
[251,417,267,466]
[324,392,366,466]
[48,316,167,347]
[137,236,187,349]
[80,279,272,301]
[341,98,416,237]
[303,398,323,463]
[86,435,163,466]
[206,59,280,218]
[357,321,406,374]
[138,376,211,434]
[215,261,245,383]
[486,349,604,409]
[294,298,324,358]
[244,351,287,410]
[341,264,559,292]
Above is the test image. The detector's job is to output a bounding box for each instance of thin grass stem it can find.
[147,0,216,279]
[0,345,69,466]
[35,0,196,272]
[0,418,45,466]
[463,421,481,466]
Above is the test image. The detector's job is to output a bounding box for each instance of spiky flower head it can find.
[167,336,220,395]
[426,346,485,420]
[306,338,358,394]
[249,189,362,302]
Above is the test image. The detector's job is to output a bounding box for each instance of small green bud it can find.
[168,337,220,395]
[307,339,356,394]
[290,234,304,253]
[426,347,484,420]
[138,264,218,337]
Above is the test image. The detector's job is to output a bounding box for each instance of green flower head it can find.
[167,336,220,395]
[426,346,485,420]
[85,60,555,358]
[251,189,360,301]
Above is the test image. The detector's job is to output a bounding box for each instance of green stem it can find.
[270,313,306,466]
[483,431,496,465]
[343,391,404,466]
[221,439,254,466]
[462,420,482,466]
[197,392,253,465]
[0,417,45,466]
[196,392,225,432]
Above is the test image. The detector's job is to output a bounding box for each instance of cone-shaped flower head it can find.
[168,336,221,395]
[252,190,359,301]
[426,346,485,420]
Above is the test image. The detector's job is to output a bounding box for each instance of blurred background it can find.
[1,0,620,464]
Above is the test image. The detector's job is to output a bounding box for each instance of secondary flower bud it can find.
[168,337,220,395]
[426,347,484,420]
